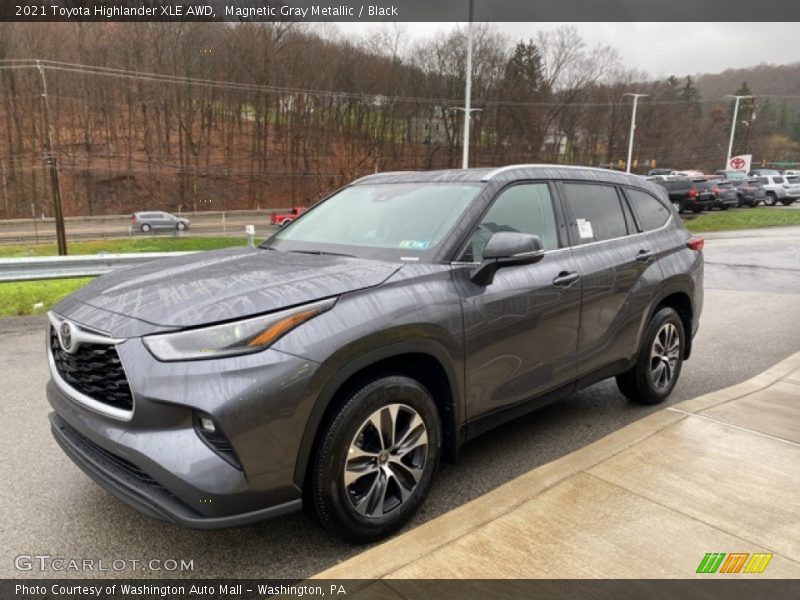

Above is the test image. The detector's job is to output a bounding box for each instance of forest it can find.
[1,21,799,218]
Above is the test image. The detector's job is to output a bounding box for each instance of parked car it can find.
[748,169,780,177]
[754,175,798,206]
[654,177,715,213]
[784,175,800,201]
[646,168,675,176]
[710,181,739,210]
[675,170,705,178]
[47,165,703,542]
[782,169,800,176]
[731,178,766,207]
[131,211,190,233]
[270,206,307,227]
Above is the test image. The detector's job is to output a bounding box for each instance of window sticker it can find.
[576,219,594,239]
[398,240,430,250]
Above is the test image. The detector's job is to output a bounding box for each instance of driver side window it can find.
[462,183,558,262]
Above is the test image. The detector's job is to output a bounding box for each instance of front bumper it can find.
[50,412,300,528]
[47,329,329,528]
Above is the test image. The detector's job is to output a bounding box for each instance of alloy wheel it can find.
[343,403,428,519]
[650,322,680,390]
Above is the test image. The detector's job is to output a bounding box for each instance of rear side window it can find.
[626,189,671,231]
[774,177,785,184]
[662,180,689,191]
[462,183,558,262]
[562,183,627,244]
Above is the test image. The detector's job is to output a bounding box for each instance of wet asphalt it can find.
[1,226,799,579]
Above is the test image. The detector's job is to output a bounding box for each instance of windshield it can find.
[264,183,482,261]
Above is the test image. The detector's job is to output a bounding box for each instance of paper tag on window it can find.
[577,219,594,239]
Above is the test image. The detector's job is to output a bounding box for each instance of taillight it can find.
[712,188,720,194]
[686,237,704,251]
[688,189,698,198]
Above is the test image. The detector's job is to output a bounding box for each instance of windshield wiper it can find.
[287,249,355,258]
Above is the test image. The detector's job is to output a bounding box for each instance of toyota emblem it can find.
[59,321,75,353]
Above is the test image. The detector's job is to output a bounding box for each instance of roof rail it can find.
[481,164,619,182]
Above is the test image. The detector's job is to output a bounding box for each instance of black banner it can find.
[4,579,800,600]
[3,0,800,22]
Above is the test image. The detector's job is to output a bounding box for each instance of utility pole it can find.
[725,94,753,168]
[36,60,67,255]
[461,0,474,169]
[623,93,648,174]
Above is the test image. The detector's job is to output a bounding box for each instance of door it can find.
[559,182,663,380]
[456,182,582,422]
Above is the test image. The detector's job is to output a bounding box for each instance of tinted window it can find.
[563,183,627,244]
[774,177,784,184]
[463,183,558,262]
[694,181,712,191]
[627,189,671,231]
[662,180,690,191]
[788,176,800,184]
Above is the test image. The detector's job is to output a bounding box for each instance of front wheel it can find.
[764,193,778,206]
[309,375,441,543]
[176,222,187,231]
[780,198,795,206]
[616,307,685,405]
[140,223,152,233]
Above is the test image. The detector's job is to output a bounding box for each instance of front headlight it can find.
[143,298,336,361]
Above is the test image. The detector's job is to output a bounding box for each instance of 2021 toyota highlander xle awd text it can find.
[47,165,703,542]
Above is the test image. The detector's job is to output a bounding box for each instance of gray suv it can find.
[47,165,703,542]
[132,211,191,232]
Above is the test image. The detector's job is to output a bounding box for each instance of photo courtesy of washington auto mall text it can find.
[2,0,800,599]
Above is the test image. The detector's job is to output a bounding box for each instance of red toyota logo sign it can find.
[730,157,746,169]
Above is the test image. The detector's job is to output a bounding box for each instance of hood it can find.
[59,247,401,330]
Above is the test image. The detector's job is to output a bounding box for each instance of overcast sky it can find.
[333,22,800,78]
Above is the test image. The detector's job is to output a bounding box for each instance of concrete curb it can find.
[314,350,800,580]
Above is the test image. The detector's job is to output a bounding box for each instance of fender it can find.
[636,274,697,360]
[292,335,464,490]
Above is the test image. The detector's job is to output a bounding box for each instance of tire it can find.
[280,219,293,227]
[616,307,685,405]
[720,204,729,210]
[691,206,703,214]
[780,198,794,206]
[140,223,152,232]
[177,222,187,231]
[309,375,442,543]
[765,193,778,206]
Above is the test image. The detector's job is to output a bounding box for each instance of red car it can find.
[270,206,307,227]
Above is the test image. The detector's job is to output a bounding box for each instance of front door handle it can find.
[553,271,580,287]
[636,250,656,262]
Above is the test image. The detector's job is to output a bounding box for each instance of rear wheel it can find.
[309,375,441,543]
[140,223,152,232]
[616,307,685,405]
[780,198,795,206]
[176,222,187,231]
[765,193,778,206]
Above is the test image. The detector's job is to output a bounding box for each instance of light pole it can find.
[461,0,474,169]
[725,94,754,168]
[623,93,648,174]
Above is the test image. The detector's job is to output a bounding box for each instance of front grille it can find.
[50,327,134,411]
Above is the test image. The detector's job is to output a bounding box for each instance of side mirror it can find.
[471,232,545,286]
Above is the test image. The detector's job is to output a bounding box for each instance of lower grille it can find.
[49,327,134,411]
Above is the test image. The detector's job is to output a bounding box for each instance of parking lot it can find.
[1,226,799,579]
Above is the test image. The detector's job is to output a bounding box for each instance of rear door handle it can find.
[553,271,580,287]
[636,250,656,262]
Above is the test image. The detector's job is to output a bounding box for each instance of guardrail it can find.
[0,252,197,282]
